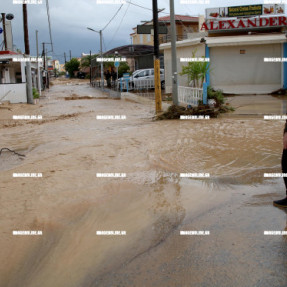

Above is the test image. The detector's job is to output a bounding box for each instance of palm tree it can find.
[180,50,210,88]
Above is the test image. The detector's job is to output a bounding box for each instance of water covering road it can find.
[0,80,286,287]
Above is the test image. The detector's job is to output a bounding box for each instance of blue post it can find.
[125,79,129,92]
[205,45,210,86]
[203,82,207,105]
[284,43,287,90]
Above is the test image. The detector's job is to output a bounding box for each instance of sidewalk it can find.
[224,94,287,116]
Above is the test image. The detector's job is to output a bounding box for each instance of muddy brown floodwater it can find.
[0,80,286,287]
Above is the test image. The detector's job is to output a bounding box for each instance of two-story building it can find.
[130,15,199,45]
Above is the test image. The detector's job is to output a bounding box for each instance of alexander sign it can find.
[201,16,287,31]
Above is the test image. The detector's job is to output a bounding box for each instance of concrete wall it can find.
[0,83,27,103]
[163,43,205,93]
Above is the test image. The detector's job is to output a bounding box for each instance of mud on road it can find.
[0,80,286,287]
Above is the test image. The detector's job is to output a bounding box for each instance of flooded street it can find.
[0,80,286,287]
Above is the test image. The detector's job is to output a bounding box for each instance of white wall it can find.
[0,83,27,103]
[163,43,205,93]
[209,44,282,86]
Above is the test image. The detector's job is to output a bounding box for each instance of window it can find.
[147,34,151,42]
[137,71,145,78]
[144,70,150,76]
[140,34,143,44]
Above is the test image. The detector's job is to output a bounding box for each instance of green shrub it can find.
[207,86,224,107]
[32,87,39,99]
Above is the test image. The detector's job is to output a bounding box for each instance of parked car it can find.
[77,72,86,79]
[118,68,165,90]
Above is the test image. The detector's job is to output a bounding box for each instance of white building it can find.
[161,4,287,95]
[0,51,43,103]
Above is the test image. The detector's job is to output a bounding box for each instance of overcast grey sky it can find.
[0,0,279,63]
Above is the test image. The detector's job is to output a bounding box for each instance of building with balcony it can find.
[130,15,199,45]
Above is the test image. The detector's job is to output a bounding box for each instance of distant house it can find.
[103,45,158,72]
[0,51,43,103]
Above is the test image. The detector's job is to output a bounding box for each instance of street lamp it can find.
[0,13,14,51]
[87,27,104,90]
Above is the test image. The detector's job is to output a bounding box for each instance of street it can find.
[0,79,286,287]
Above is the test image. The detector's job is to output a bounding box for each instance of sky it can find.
[0,0,282,63]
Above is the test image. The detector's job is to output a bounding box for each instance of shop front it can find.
[160,3,287,95]
[206,34,287,94]
[203,3,287,94]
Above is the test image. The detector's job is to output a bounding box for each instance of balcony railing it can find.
[159,34,188,44]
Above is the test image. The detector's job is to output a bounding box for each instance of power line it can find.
[106,1,131,49]
[46,0,53,52]
[102,4,124,31]
[126,0,170,14]
[125,0,152,11]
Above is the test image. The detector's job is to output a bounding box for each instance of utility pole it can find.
[36,30,39,58]
[170,0,178,105]
[90,50,92,85]
[152,0,162,114]
[1,13,7,50]
[69,50,71,60]
[42,42,46,88]
[100,30,104,90]
[87,27,104,90]
[36,30,41,96]
[46,47,49,88]
[23,4,33,104]
[42,43,46,69]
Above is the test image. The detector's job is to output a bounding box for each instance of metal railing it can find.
[119,79,159,91]
[133,79,155,90]
[159,34,188,44]
[178,86,203,107]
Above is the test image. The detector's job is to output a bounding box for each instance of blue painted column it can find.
[284,43,287,90]
[203,82,207,105]
[205,44,210,87]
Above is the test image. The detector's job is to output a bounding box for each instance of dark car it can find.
[77,72,86,79]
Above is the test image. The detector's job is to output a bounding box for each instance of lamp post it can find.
[87,27,104,90]
[114,51,119,92]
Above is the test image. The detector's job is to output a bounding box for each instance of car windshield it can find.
[132,71,140,77]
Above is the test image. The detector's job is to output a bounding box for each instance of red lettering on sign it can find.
[219,21,227,30]
[227,20,236,29]
[210,21,218,30]
[237,19,246,28]
[278,16,287,26]
[259,18,269,26]
[247,18,257,27]
[201,22,209,30]
[200,16,287,32]
[269,17,277,26]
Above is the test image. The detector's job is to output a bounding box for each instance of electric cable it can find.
[102,4,124,31]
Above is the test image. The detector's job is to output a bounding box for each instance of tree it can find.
[81,54,99,68]
[180,50,210,88]
[65,58,80,78]
[118,62,130,78]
